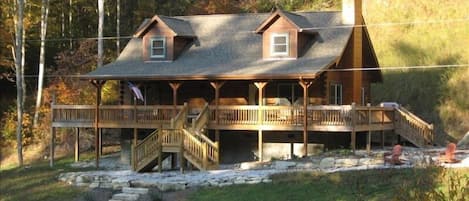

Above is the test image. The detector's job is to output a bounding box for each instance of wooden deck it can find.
[52,104,395,132]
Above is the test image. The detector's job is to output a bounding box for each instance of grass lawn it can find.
[0,155,96,201]
[190,168,469,201]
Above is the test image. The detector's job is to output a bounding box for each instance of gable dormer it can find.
[134,15,196,61]
[255,10,317,59]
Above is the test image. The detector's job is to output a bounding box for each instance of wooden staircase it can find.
[394,106,434,147]
[132,103,219,172]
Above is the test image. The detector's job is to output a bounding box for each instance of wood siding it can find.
[142,22,175,61]
[262,16,298,59]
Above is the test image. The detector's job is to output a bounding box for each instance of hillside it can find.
[363,0,469,141]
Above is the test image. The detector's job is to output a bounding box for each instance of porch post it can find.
[50,93,56,167]
[366,103,371,153]
[169,82,181,116]
[299,79,312,157]
[75,127,80,162]
[254,82,267,162]
[210,81,225,143]
[91,80,105,168]
[169,82,181,169]
[351,102,357,152]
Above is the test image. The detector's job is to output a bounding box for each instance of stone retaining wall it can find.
[59,148,469,192]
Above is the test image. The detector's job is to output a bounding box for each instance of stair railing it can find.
[394,106,434,147]
[191,103,209,132]
[171,103,188,129]
[131,129,160,171]
[182,129,219,170]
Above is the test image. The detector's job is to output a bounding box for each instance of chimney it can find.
[342,0,362,25]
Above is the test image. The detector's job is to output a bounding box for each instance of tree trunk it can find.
[15,0,25,167]
[97,0,104,68]
[69,0,72,48]
[116,0,120,57]
[33,0,49,128]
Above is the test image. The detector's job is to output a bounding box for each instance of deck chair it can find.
[438,143,460,163]
[384,144,404,165]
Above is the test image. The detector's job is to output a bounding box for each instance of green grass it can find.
[0,155,96,201]
[189,168,469,201]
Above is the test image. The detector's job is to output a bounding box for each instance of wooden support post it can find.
[50,127,56,167]
[299,79,312,157]
[381,131,385,149]
[50,94,56,167]
[157,129,163,173]
[75,127,80,162]
[169,82,181,116]
[210,81,225,143]
[254,82,267,162]
[381,110,385,149]
[201,142,208,170]
[133,128,137,147]
[99,128,103,156]
[366,103,371,153]
[91,80,105,169]
[351,102,357,152]
[180,131,185,173]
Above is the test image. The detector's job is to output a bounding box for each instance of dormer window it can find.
[271,33,289,56]
[150,37,166,58]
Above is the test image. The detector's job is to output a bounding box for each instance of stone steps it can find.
[109,187,150,201]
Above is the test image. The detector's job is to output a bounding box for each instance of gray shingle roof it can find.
[86,11,352,80]
[158,16,195,37]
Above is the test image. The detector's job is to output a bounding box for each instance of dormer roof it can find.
[134,15,196,38]
[255,9,314,34]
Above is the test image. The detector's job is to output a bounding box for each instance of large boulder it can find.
[457,131,469,148]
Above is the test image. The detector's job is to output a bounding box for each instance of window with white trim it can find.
[150,37,166,58]
[270,33,289,56]
[329,83,343,105]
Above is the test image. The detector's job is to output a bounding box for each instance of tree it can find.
[116,0,120,57]
[33,0,50,128]
[14,0,25,167]
[97,0,104,68]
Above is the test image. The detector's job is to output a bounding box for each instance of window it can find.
[271,33,289,56]
[150,37,166,58]
[329,83,343,105]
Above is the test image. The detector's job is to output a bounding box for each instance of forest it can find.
[1,0,468,167]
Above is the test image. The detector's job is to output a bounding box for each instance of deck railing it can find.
[52,105,178,127]
[210,105,259,125]
[53,104,395,132]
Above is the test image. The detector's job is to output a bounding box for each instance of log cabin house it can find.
[50,0,434,172]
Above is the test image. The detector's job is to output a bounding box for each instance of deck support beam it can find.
[351,102,357,151]
[299,79,312,157]
[91,80,106,169]
[254,82,267,162]
[50,94,56,167]
[75,127,80,162]
[366,103,371,153]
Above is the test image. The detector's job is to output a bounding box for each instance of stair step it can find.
[112,193,139,201]
[122,187,149,195]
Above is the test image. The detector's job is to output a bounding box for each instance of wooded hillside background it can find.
[1,0,468,165]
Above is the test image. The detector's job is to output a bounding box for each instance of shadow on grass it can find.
[189,168,469,201]
[0,154,98,201]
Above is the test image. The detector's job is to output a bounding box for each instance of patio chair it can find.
[384,144,404,165]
